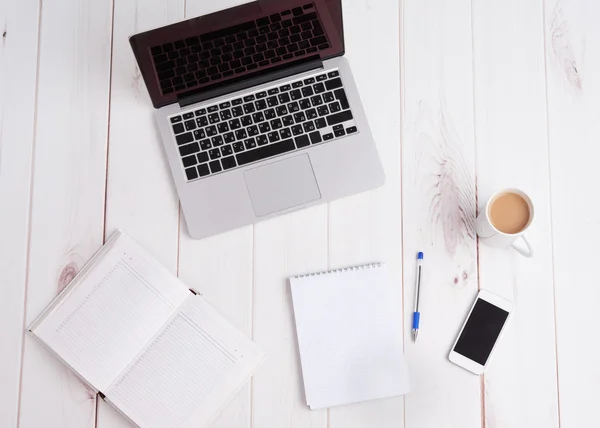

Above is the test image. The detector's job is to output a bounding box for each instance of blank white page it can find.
[31,232,190,392]
[106,295,265,428]
[290,264,409,409]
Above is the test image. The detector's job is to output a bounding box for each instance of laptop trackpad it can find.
[244,154,321,217]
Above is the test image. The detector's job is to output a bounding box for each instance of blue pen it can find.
[412,252,424,342]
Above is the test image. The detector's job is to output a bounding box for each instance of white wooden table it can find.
[1,0,598,427]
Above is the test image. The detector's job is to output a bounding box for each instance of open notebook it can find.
[290,263,409,409]
[29,231,265,428]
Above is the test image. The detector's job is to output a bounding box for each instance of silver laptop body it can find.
[156,56,384,239]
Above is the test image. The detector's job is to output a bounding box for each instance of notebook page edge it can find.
[28,229,124,333]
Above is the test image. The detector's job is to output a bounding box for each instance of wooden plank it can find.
[0,2,40,427]
[400,0,481,427]
[177,2,255,428]
[95,0,184,427]
[251,208,329,428]
[327,0,404,426]
[16,0,114,427]
[471,0,560,427]
[544,0,600,426]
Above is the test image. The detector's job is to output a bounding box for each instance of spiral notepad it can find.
[290,263,410,410]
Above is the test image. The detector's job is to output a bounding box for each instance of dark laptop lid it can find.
[130,0,344,109]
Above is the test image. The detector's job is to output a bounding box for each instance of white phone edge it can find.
[448,289,513,375]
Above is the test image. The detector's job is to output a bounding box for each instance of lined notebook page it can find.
[31,233,190,392]
[290,264,410,409]
[106,296,265,428]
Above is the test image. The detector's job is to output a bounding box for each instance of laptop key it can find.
[293,112,306,123]
[232,106,244,117]
[334,88,350,110]
[209,148,221,159]
[280,84,291,91]
[303,121,315,132]
[328,70,340,78]
[196,116,209,127]
[301,86,314,97]
[292,81,303,88]
[233,142,245,153]
[224,132,235,143]
[256,135,268,146]
[280,128,292,139]
[270,118,283,129]
[323,133,334,141]
[176,132,194,145]
[244,138,257,149]
[185,167,199,180]
[282,115,294,127]
[229,118,242,130]
[172,123,185,134]
[241,115,253,127]
[317,106,329,116]
[221,145,233,156]
[208,105,219,113]
[209,160,222,173]
[315,118,327,129]
[309,131,322,144]
[221,156,237,170]
[208,113,220,124]
[220,109,232,120]
[267,131,280,142]
[248,125,259,136]
[306,108,317,119]
[219,101,231,109]
[182,155,197,167]
[313,82,325,94]
[258,122,271,133]
[329,101,341,113]
[291,125,303,136]
[243,103,256,114]
[288,102,300,112]
[206,125,218,136]
[184,120,197,131]
[236,138,295,166]
[326,110,353,126]
[243,94,255,102]
[325,77,343,90]
[316,74,327,82]
[199,139,211,150]
[183,112,194,119]
[217,123,229,133]
[265,109,276,120]
[171,116,182,123]
[299,99,311,110]
[197,152,209,163]
[255,99,267,110]
[278,92,291,104]
[290,89,302,100]
[267,96,279,107]
[193,129,206,140]
[276,105,288,116]
[235,129,247,140]
[310,95,323,106]
[256,91,267,99]
[295,135,310,148]
[322,92,335,103]
[347,126,358,134]
[211,135,224,147]
[179,142,200,156]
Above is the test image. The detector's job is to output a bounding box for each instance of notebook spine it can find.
[294,263,383,278]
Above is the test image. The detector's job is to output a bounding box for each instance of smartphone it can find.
[449,290,513,374]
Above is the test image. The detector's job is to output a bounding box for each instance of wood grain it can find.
[401,0,481,427]
[95,0,184,427]
[0,2,40,427]
[545,0,600,426]
[327,0,404,427]
[17,0,113,427]
[472,0,560,427]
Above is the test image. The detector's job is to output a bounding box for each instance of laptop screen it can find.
[130,0,344,109]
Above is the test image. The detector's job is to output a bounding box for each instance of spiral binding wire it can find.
[293,263,383,279]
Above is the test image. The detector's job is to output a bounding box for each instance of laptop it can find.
[130,0,385,239]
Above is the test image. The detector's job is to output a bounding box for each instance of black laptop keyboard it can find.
[151,3,330,95]
[170,70,358,181]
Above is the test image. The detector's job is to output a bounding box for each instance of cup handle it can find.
[511,235,533,258]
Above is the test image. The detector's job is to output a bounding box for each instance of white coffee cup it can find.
[476,188,534,258]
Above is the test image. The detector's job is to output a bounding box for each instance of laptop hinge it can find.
[177,55,323,108]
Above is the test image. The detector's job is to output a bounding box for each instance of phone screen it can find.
[453,299,509,365]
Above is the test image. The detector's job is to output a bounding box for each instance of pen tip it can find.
[417,252,423,260]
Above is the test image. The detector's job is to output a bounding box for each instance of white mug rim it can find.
[485,188,534,237]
